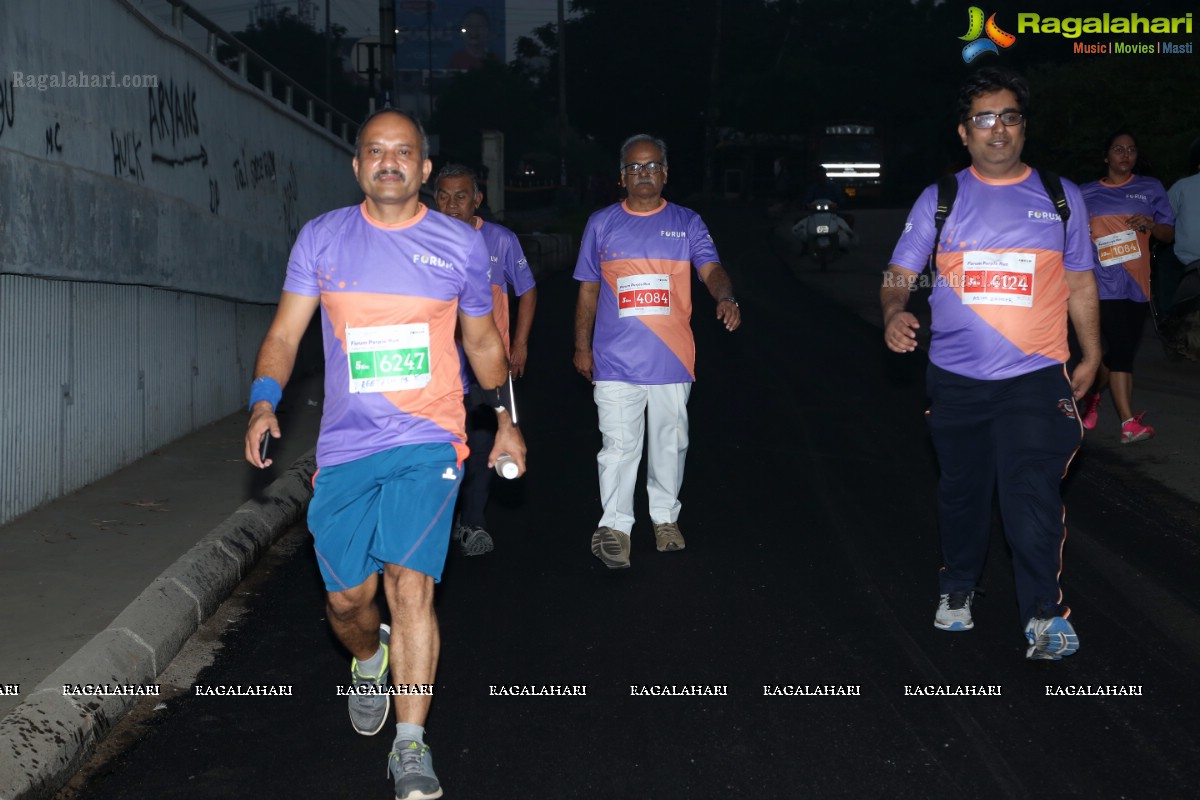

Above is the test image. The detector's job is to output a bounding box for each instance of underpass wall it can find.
[0,0,360,525]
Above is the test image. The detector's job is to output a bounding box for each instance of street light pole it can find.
[558,0,567,189]
[324,0,331,104]
[426,3,434,117]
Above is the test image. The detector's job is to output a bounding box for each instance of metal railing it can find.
[162,0,356,146]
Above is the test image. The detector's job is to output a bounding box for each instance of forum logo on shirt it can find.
[412,253,454,270]
[959,7,1017,63]
[1027,209,1063,224]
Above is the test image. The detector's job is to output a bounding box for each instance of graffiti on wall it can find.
[148,78,207,168]
[233,147,278,191]
[282,162,300,241]
[0,77,14,140]
[45,122,62,156]
[111,129,145,184]
[148,78,200,147]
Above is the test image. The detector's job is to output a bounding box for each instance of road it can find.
[61,203,1200,799]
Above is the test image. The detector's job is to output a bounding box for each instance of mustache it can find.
[373,169,403,180]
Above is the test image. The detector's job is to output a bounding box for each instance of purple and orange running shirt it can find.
[1079,174,1175,303]
[457,218,536,389]
[574,200,721,384]
[890,166,1094,381]
[477,218,536,355]
[283,202,493,467]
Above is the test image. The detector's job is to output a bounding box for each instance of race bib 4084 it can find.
[617,274,671,318]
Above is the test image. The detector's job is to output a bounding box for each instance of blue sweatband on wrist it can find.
[249,376,283,412]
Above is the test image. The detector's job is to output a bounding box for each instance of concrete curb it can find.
[0,452,316,800]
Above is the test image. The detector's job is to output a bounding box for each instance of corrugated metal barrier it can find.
[0,275,272,525]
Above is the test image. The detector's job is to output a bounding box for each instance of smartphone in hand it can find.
[260,432,273,463]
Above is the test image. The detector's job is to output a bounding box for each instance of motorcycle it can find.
[791,199,855,272]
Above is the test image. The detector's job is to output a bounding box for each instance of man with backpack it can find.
[879,68,1101,661]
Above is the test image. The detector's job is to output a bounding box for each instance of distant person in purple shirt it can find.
[1077,130,1175,444]
[435,163,538,556]
[573,134,741,569]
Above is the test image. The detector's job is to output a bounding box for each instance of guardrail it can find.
[516,233,575,279]
[161,0,357,146]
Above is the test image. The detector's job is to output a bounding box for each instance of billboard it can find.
[394,1,506,71]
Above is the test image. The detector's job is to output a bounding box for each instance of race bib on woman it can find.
[1094,229,1141,268]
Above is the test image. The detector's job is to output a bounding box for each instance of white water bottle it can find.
[495,454,519,479]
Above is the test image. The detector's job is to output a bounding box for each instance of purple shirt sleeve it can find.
[889,184,939,273]
[1061,179,1095,272]
[687,214,721,271]
[574,213,602,282]
[458,229,494,317]
[283,220,320,296]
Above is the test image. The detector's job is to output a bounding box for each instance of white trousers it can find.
[593,381,691,534]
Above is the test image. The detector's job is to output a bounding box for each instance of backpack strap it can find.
[930,174,959,273]
[929,170,1070,273]
[1037,169,1071,239]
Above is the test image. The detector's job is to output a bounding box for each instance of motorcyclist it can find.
[792,198,858,252]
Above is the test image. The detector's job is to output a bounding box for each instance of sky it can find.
[146,0,561,61]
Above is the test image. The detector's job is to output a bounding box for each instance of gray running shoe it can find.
[653,521,686,552]
[591,527,631,569]
[388,739,443,800]
[348,623,390,736]
[455,522,494,556]
[934,591,974,631]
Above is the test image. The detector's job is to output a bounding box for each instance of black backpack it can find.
[929,170,1071,271]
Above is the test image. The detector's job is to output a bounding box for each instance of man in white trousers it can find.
[572,134,741,568]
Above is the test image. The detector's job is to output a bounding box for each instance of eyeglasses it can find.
[622,161,665,175]
[967,112,1024,129]
[1110,145,1138,155]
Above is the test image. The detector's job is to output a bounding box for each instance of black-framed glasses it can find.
[968,112,1024,129]
[622,161,665,175]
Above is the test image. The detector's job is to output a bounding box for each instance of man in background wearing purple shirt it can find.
[573,134,741,569]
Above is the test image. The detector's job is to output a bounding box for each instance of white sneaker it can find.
[934,591,974,631]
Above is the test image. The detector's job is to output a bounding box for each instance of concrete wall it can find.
[0,0,362,525]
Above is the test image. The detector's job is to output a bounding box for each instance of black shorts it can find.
[1100,299,1149,373]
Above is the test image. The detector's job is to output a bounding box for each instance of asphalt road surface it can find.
[62,204,1200,799]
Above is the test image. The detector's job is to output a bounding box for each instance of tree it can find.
[221,9,371,124]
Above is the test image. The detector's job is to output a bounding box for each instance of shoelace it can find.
[945,591,971,610]
[389,742,430,777]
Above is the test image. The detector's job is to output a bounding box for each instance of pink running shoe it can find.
[1080,392,1101,430]
[1121,412,1155,444]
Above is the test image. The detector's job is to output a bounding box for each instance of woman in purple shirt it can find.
[1078,130,1175,444]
